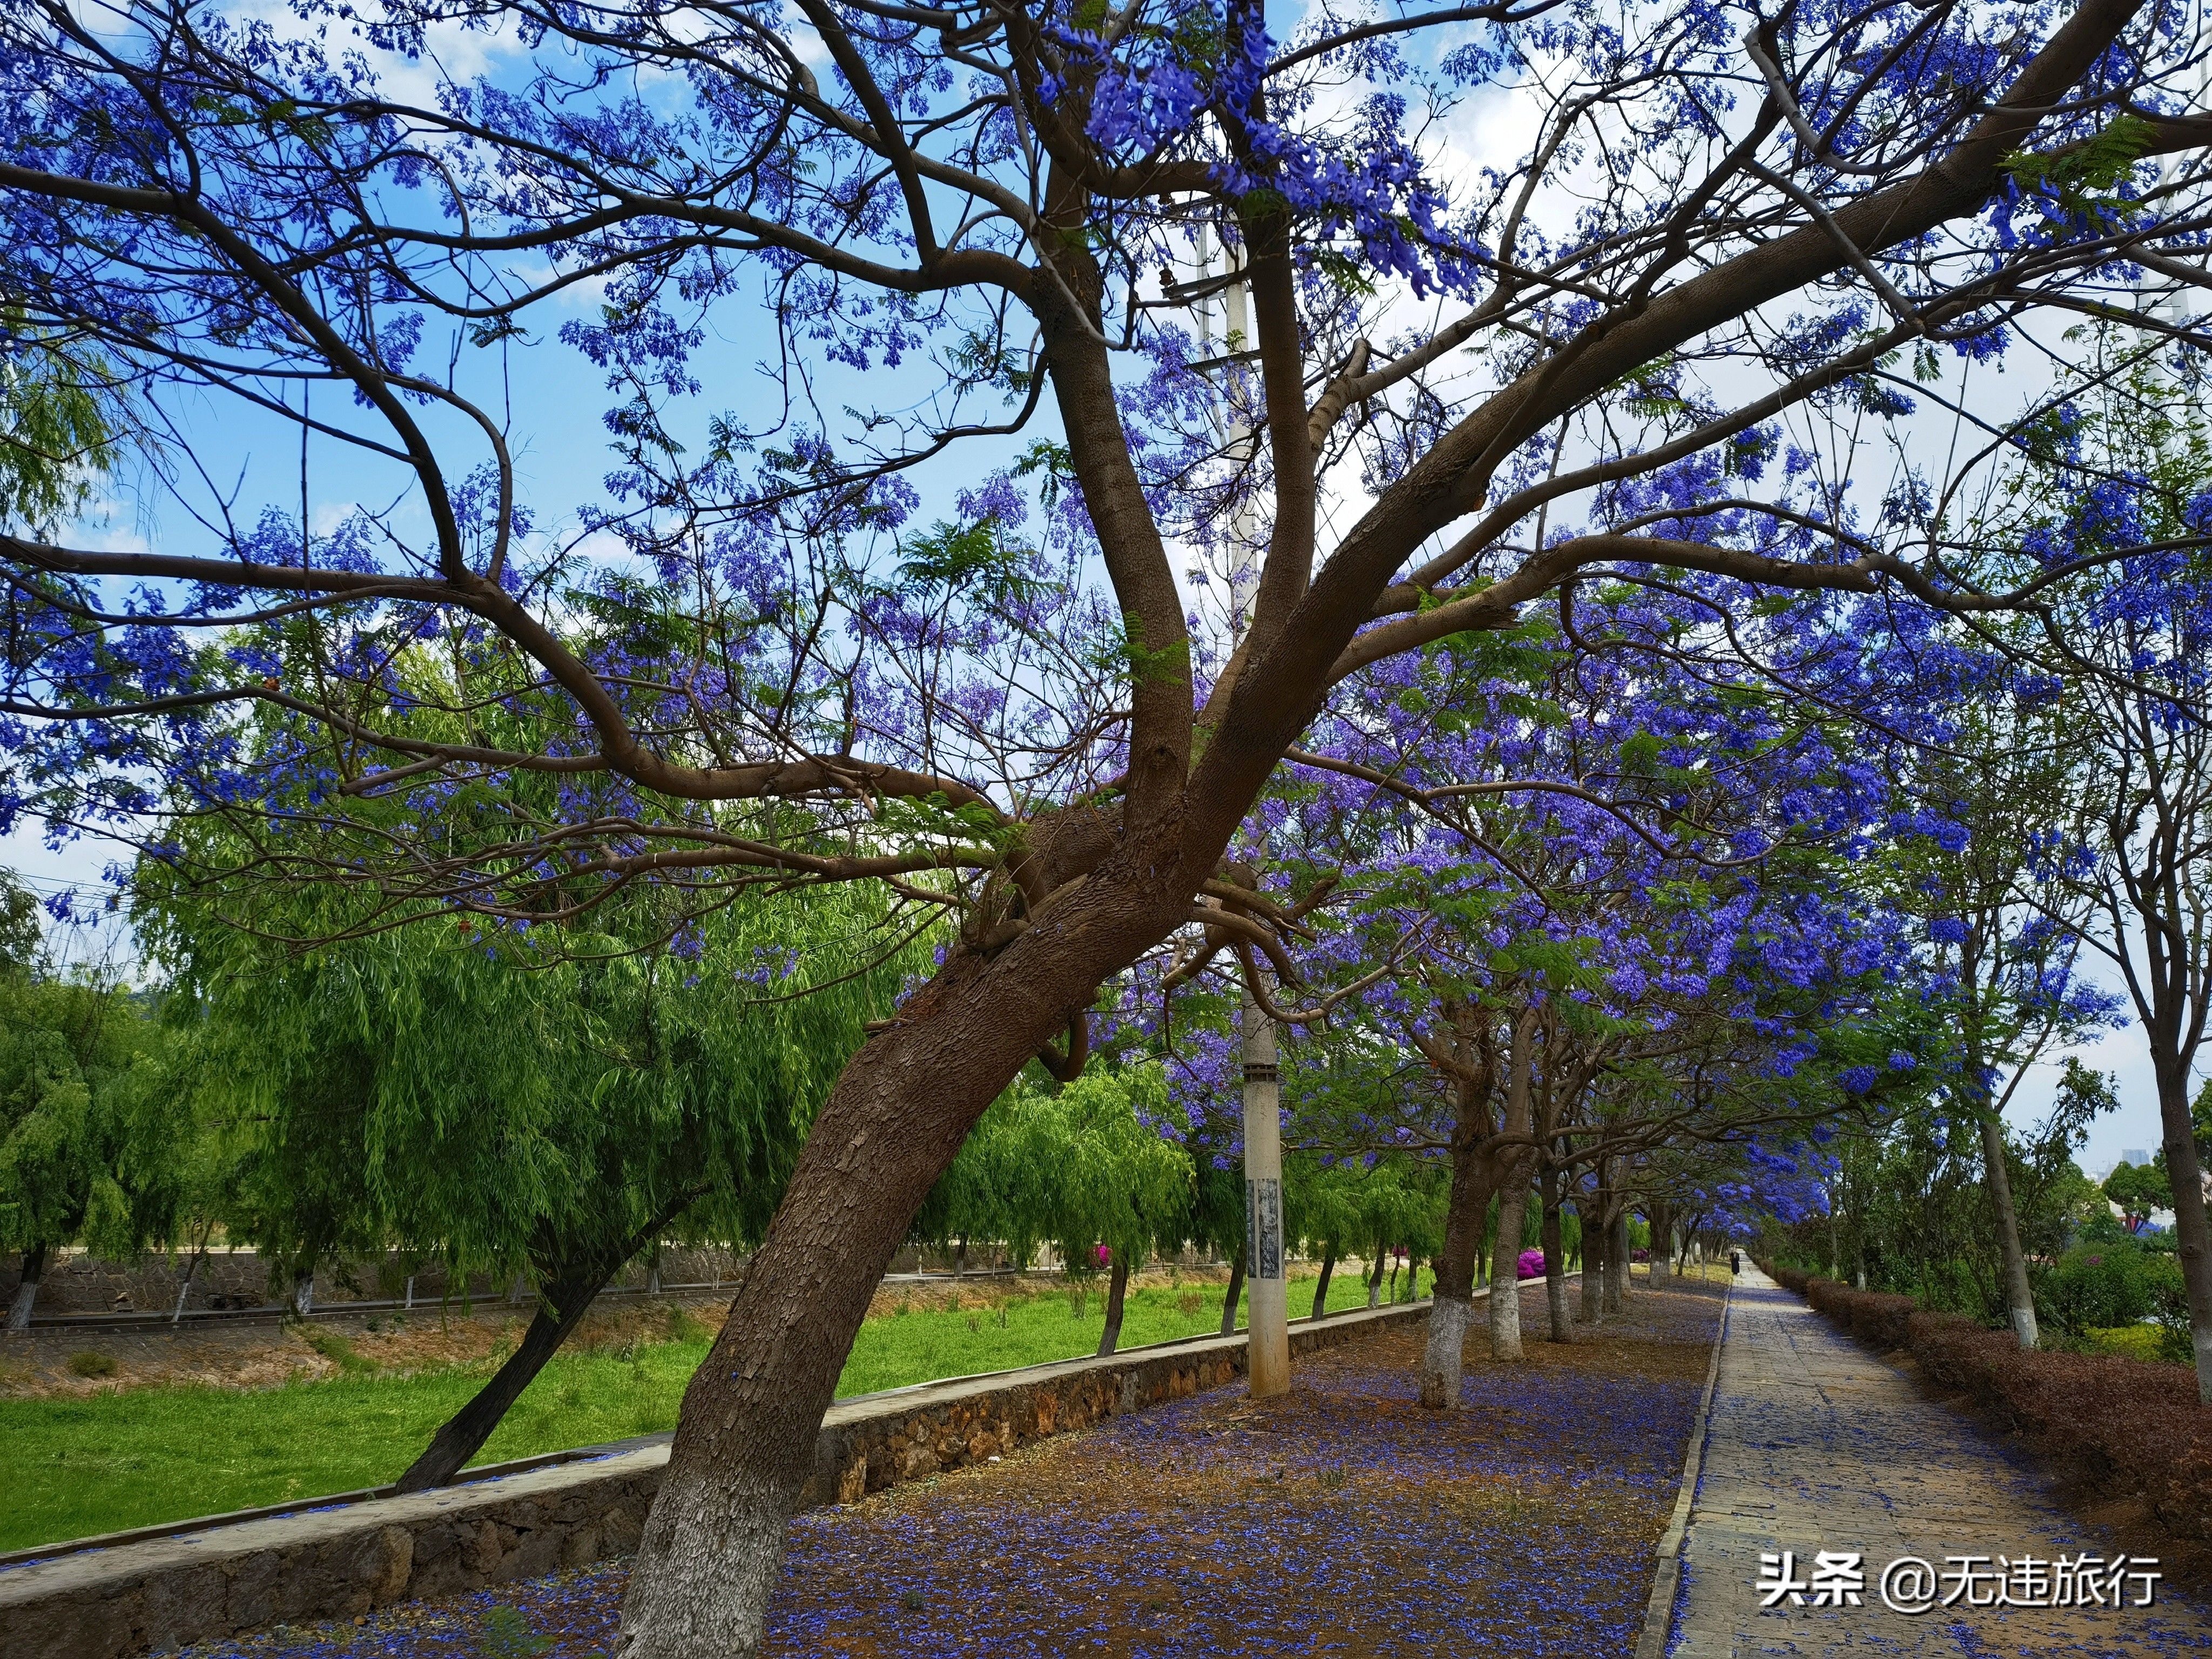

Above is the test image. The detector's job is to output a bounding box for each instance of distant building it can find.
[2125,1148,2152,1166]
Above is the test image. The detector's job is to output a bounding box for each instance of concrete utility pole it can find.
[1186,223,1289,1397]
[1242,986,1290,1394]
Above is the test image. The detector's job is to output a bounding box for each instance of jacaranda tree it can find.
[3,0,2207,1644]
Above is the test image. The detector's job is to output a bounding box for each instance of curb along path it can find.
[0,1300,1435,1659]
[1663,1265,2212,1656]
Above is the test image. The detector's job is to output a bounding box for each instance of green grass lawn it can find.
[0,1266,1432,1553]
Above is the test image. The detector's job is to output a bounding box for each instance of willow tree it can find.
[929,1063,1192,1354]
[0,961,184,1328]
[5,0,2209,1644]
[149,874,920,1487]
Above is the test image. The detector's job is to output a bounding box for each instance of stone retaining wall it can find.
[0,1299,1435,1658]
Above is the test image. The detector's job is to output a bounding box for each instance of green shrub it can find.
[2084,1325,2166,1362]
[66,1351,117,1379]
[2038,1243,2181,1340]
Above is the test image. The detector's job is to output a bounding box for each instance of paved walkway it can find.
[1669,1266,2212,1657]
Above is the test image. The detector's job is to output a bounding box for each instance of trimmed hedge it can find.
[1764,1265,2212,1548]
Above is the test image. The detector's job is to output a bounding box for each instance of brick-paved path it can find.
[1668,1266,2212,1657]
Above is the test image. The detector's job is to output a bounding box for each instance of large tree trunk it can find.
[1487,1016,1536,1370]
[1220,1243,1246,1336]
[1310,1242,1336,1321]
[394,1270,606,1492]
[1490,1172,1529,1361]
[1606,1210,1630,1315]
[1540,1172,1573,1343]
[611,866,1183,1659]
[1579,1196,1606,1323]
[1979,1115,2040,1349]
[1649,1199,1671,1283]
[1366,1244,1385,1308]
[6,1241,48,1332]
[1420,1061,1507,1410]
[1095,1253,1130,1357]
[2156,1058,2212,1401]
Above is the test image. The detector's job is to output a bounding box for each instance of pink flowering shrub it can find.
[1516,1249,1548,1280]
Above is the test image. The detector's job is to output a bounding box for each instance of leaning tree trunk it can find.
[6,1241,48,1332]
[1540,1172,1573,1343]
[2155,1057,2212,1401]
[1095,1253,1130,1357]
[610,856,1188,1659]
[1978,1116,2040,1349]
[394,1269,608,1492]
[1220,1243,1246,1337]
[1310,1242,1336,1321]
[172,1236,211,1325]
[1366,1244,1386,1308]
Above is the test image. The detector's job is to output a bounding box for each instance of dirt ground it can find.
[198,1278,1725,1659]
[0,1265,1245,1401]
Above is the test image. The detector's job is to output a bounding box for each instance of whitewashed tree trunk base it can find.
[1419,1293,1470,1409]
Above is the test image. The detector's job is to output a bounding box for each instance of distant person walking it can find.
[1729,1250,1741,1276]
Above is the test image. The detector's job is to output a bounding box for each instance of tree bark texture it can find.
[1606,1210,1629,1316]
[1422,1290,1471,1408]
[1579,1199,1606,1323]
[1220,1243,1247,1337]
[1487,1020,1537,1367]
[1095,1254,1130,1357]
[1310,1244,1336,1321]
[1366,1246,1385,1308]
[1419,1094,1500,1408]
[1489,1175,1528,1361]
